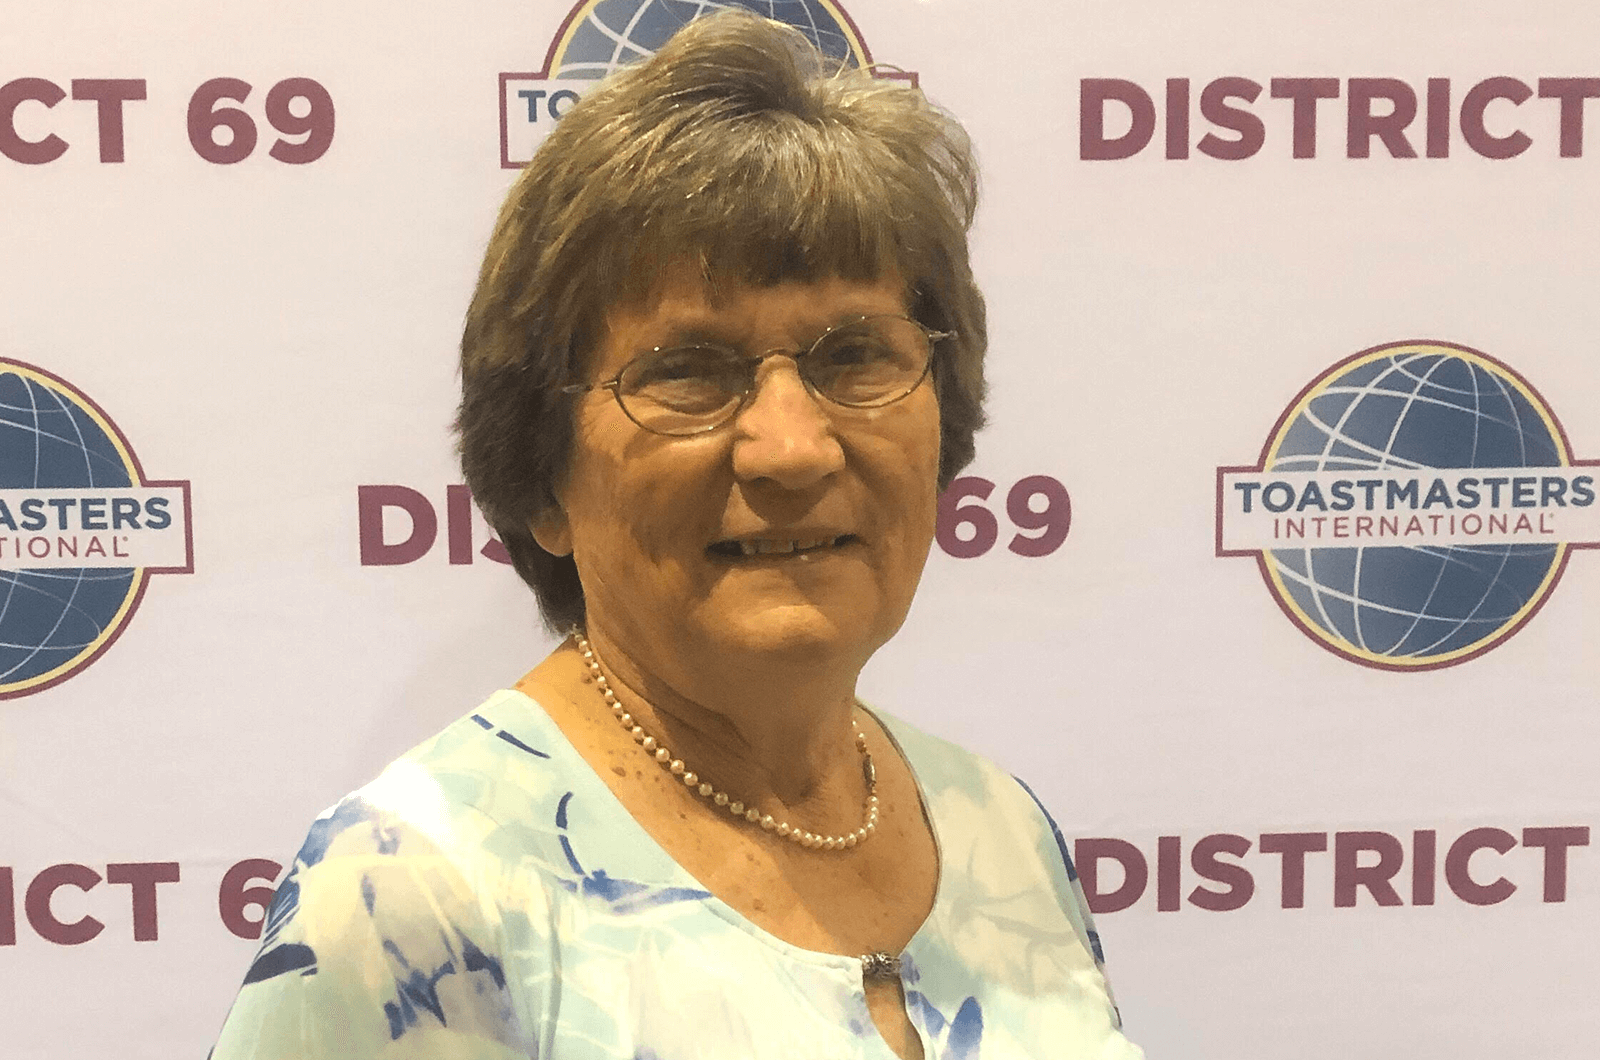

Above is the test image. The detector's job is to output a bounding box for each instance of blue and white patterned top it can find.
[211,690,1144,1059]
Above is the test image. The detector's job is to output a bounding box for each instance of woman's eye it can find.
[630,350,734,387]
[818,335,899,369]
[621,349,750,416]
[821,341,877,366]
[643,356,699,383]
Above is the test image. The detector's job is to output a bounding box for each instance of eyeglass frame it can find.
[560,314,955,437]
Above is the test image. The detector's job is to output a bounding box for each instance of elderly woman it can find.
[213,12,1141,1060]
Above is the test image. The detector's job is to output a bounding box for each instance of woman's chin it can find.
[692,601,883,666]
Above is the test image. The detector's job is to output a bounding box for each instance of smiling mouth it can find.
[707,535,858,558]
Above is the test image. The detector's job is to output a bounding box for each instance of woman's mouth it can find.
[708,534,858,558]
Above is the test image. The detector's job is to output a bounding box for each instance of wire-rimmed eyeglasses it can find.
[561,314,953,437]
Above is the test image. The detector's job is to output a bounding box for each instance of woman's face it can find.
[534,267,942,689]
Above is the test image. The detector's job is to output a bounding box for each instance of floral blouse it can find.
[211,690,1144,1059]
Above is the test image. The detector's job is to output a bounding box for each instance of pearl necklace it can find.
[573,631,880,850]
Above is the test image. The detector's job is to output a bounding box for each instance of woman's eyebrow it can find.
[642,322,741,349]
[643,312,880,353]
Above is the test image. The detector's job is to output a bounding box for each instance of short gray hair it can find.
[458,9,986,630]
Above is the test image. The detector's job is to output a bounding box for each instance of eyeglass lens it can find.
[616,317,933,435]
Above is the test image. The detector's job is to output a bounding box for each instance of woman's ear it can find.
[530,507,573,557]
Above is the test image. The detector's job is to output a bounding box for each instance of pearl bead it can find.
[572,629,876,855]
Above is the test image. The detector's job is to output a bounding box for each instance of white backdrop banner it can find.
[1,2,1595,1058]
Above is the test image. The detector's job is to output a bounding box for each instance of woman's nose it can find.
[729,358,846,488]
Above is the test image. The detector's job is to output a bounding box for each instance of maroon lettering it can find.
[0,866,14,945]
[1197,77,1265,160]
[25,863,104,945]
[358,484,438,565]
[105,862,179,941]
[0,78,68,164]
[1347,78,1418,158]
[188,77,257,165]
[1426,78,1451,157]
[264,77,335,164]
[1412,829,1437,906]
[219,859,284,940]
[1080,79,1155,160]
[1270,77,1339,158]
[1461,77,1532,158]
[1259,831,1328,908]
[446,483,474,565]
[68,78,146,163]
[1520,826,1588,903]
[1188,833,1254,912]
[937,477,998,558]
[1074,838,1147,914]
[1444,827,1516,905]
[1165,78,1189,159]
[1333,831,1404,907]
[1156,835,1181,912]
[1537,78,1600,157]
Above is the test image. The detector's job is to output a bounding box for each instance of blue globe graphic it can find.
[0,368,140,691]
[1265,347,1563,664]
[554,0,859,79]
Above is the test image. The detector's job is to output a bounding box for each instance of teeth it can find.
[733,536,841,557]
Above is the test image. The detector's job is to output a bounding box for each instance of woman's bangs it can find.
[634,129,905,296]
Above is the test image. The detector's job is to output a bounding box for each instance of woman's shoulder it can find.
[257,689,584,924]
[358,688,578,825]
[867,705,1037,815]
[210,691,574,1059]
[870,705,1114,974]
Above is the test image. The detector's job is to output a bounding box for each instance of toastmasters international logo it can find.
[500,0,904,167]
[1218,341,1598,670]
[0,360,192,697]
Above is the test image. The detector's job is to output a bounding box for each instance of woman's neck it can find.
[553,629,868,818]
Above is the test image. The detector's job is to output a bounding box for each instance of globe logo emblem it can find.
[0,360,192,698]
[550,0,863,78]
[501,0,898,167]
[1218,341,1599,670]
